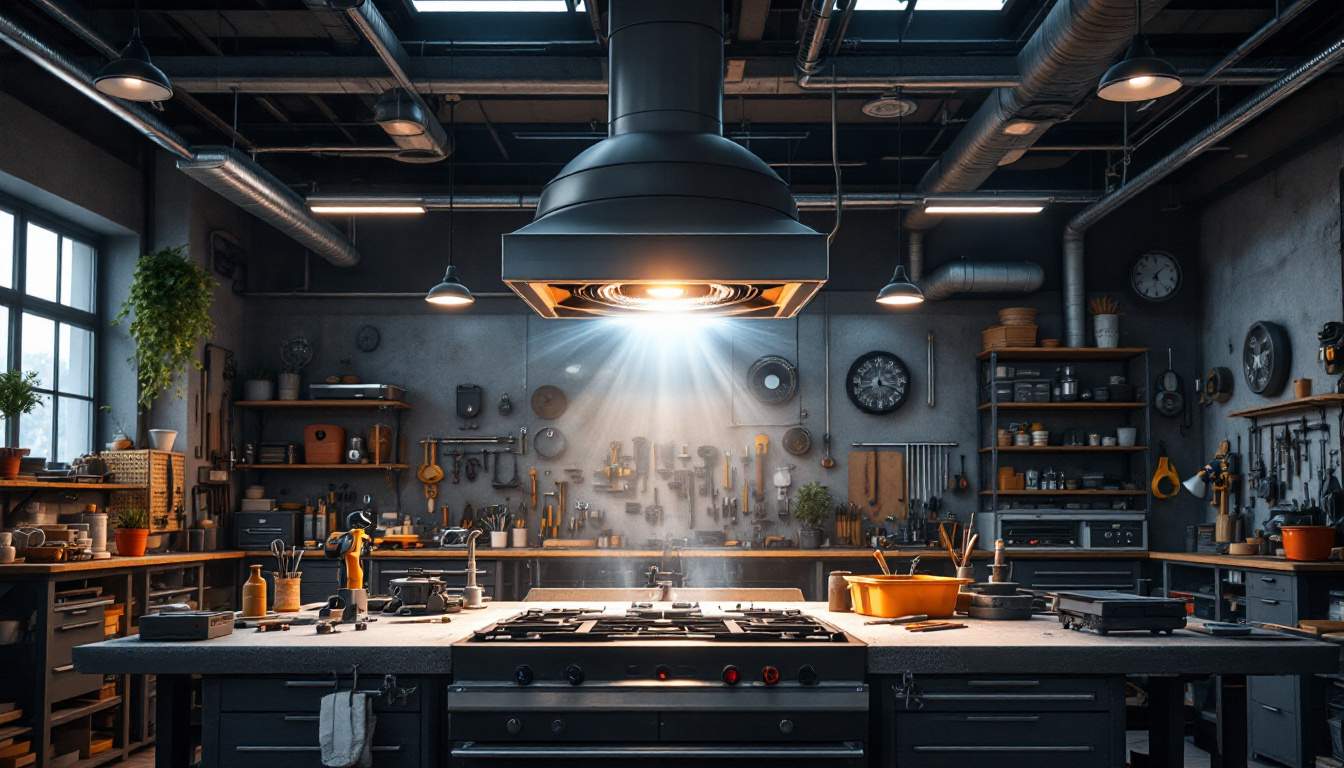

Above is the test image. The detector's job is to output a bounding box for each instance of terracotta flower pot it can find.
[114,528,149,557]
[0,448,31,479]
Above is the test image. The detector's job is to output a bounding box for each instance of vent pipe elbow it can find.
[178,147,362,268]
[918,258,1044,301]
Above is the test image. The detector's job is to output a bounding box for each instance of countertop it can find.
[1150,552,1344,572]
[255,547,1150,560]
[0,551,244,575]
[74,601,1341,678]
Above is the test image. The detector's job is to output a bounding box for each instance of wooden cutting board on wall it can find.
[848,451,906,522]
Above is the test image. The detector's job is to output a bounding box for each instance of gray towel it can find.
[320,690,376,767]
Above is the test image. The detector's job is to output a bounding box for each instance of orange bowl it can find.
[1281,526,1336,561]
[844,574,972,618]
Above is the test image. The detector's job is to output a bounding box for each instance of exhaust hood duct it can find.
[918,258,1045,302]
[500,0,828,318]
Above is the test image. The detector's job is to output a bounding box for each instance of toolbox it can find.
[1056,591,1187,635]
[139,610,235,641]
[235,510,300,549]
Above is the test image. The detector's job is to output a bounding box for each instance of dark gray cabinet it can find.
[882,674,1127,768]
[1008,559,1142,592]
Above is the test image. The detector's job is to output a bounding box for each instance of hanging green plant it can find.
[113,246,217,409]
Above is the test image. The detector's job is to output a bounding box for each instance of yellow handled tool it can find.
[1152,442,1180,499]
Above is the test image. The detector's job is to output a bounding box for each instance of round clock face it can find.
[846,351,910,415]
[1243,321,1290,396]
[356,325,381,352]
[1131,250,1181,302]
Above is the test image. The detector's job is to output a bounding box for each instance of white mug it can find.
[0,545,13,564]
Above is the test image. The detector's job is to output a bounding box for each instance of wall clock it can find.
[356,325,381,352]
[846,351,910,415]
[1131,250,1181,302]
[1243,321,1291,397]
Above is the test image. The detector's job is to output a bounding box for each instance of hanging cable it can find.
[828,67,843,245]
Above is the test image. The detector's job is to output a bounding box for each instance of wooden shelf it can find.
[51,695,122,727]
[0,724,32,741]
[979,446,1146,453]
[978,402,1145,411]
[980,489,1147,496]
[1228,393,1344,420]
[0,481,145,491]
[975,347,1148,361]
[236,399,409,410]
[242,463,408,471]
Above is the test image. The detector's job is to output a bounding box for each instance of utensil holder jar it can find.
[273,574,302,612]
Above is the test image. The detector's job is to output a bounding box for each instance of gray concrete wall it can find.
[1199,132,1344,534]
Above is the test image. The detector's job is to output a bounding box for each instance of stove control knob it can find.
[551,719,566,735]
[761,666,780,686]
[721,666,741,686]
[564,664,585,686]
[655,664,671,681]
[779,719,795,735]
[514,665,534,686]
[506,718,523,735]
[797,665,819,686]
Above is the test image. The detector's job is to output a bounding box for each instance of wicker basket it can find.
[101,450,185,532]
[981,325,1038,350]
[998,307,1038,326]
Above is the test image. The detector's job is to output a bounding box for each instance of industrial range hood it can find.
[500,0,828,319]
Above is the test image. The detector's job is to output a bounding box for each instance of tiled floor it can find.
[1126,731,1277,767]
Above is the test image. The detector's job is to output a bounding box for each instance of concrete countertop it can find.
[0,550,244,576]
[234,547,1150,560]
[1150,551,1344,572]
[75,601,1341,678]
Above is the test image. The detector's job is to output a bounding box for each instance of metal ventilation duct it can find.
[918,258,1045,301]
[500,0,827,319]
[179,148,361,268]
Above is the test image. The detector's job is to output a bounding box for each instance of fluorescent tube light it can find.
[310,205,427,215]
[413,1,582,11]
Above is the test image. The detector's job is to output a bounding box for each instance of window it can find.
[0,198,98,465]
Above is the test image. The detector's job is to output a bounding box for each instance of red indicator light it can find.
[655,664,671,681]
[722,666,741,685]
[762,666,780,685]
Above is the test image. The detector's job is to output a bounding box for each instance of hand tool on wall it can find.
[723,450,733,492]
[927,330,936,408]
[633,436,650,492]
[530,468,538,509]
[741,446,752,510]
[773,464,794,517]
[457,384,483,430]
[647,488,664,527]
[753,435,769,503]
[696,445,719,498]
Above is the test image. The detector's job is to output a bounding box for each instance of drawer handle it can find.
[67,609,89,616]
[284,681,337,688]
[1260,599,1280,605]
[923,694,1096,702]
[236,746,402,753]
[244,528,284,534]
[1260,704,1282,713]
[53,664,75,673]
[1260,577,1277,583]
[282,715,320,722]
[963,715,1041,723]
[53,599,112,613]
[1035,571,1132,577]
[1033,584,1134,591]
[914,746,1093,753]
[967,680,1040,688]
[57,619,103,632]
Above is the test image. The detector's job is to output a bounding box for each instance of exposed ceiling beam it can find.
[737,0,771,42]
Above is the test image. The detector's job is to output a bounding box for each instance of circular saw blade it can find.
[530,385,568,419]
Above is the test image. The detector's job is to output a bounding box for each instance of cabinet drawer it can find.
[663,711,865,742]
[52,615,109,666]
[902,676,1118,712]
[1249,698,1299,767]
[1246,594,1296,626]
[51,600,108,630]
[222,712,420,768]
[1249,675,1297,713]
[219,677,423,713]
[897,712,1118,768]
[1246,573,1295,599]
[1011,561,1139,592]
[50,662,102,702]
[451,712,659,743]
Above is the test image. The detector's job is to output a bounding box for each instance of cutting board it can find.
[541,539,598,549]
[848,451,906,522]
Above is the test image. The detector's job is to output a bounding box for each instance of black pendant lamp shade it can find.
[426,265,474,306]
[876,264,924,306]
[94,4,172,102]
[1097,0,1181,103]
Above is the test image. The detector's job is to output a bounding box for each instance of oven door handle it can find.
[451,743,866,759]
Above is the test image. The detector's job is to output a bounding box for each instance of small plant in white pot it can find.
[0,370,43,479]
[244,370,275,402]
[794,481,834,549]
[100,405,134,450]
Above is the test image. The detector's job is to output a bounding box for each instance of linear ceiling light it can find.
[412,1,581,11]
[310,205,426,215]
[923,197,1048,214]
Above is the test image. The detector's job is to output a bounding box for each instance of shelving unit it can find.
[240,463,409,471]
[977,347,1151,551]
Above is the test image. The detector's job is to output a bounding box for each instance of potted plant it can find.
[99,406,134,450]
[794,481,834,549]
[244,370,275,402]
[0,370,43,479]
[113,245,216,411]
[113,508,150,557]
[277,366,301,401]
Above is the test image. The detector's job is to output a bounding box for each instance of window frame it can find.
[0,190,101,464]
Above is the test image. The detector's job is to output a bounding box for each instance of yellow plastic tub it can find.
[844,574,972,619]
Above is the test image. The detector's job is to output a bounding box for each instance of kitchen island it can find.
[75,601,1340,768]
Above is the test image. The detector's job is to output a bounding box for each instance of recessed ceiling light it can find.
[413,0,582,11]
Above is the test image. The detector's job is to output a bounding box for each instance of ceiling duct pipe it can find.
[331,0,449,162]
[903,0,1169,233]
[305,191,1098,211]
[179,147,361,268]
[0,11,361,269]
[1061,31,1344,346]
[0,10,192,159]
[918,257,1045,301]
